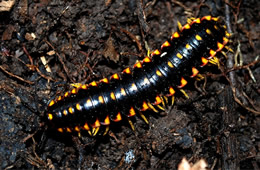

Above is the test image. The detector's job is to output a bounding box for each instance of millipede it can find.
[46,16,231,137]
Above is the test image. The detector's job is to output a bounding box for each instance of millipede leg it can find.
[103,126,110,136]
[127,118,135,131]
[138,111,149,124]
[221,51,228,58]
[187,17,196,24]
[209,56,220,67]
[163,96,168,105]
[147,102,159,113]
[71,83,83,88]
[171,96,175,106]
[225,46,234,53]
[179,89,189,99]
[177,21,182,31]
[156,104,165,111]
[160,96,166,107]
[88,130,92,136]
[146,42,151,57]
[92,127,100,136]
[195,74,205,81]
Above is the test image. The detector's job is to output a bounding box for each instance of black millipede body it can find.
[46,16,230,136]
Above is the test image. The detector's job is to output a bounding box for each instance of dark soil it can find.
[0,0,259,169]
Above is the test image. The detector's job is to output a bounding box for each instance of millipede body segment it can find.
[46,16,230,136]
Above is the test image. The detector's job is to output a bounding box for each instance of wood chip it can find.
[47,50,56,56]
[40,56,52,73]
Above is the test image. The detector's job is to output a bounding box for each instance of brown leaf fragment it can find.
[2,25,15,41]
[0,0,15,12]
[102,36,119,63]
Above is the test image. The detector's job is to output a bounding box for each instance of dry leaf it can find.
[102,36,119,63]
[178,158,207,170]
[0,0,15,12]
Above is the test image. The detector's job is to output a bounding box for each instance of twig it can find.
[120,28,143,53]
[22,45,34,67]
[225,3,248,104]
[35,67,55,82]
[137,0,149,33]
[230,86,260,114]
[120,52,143,58]
[0,65,34,85]
[171,0,192,15]
[144,0,157,9]
[205,58,259,80]
[225,58,260,73]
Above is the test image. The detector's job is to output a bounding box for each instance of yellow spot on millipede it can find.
[110,92,116,100]
[71,88,77,94]
[156,70,162,76]
[185,44,191,49]
[63,110,68,116]
[57,128,63,133]
[143,78,149,85]
[48,100,55,107]
[168,61,174,68]
[121,88,127,96]
[81,84,87,89]
[86,99,92,107]
[57,96,62,101]
[76,103,81,111]
[98,96,104,104]
[131,83,138,91]
[74,126,80,132]
[66,128,72,133]
[176,53,183,59]
[68,107,74,114]
[48,113,53,120]
[195,35,202,41]
[64,92,69,97]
